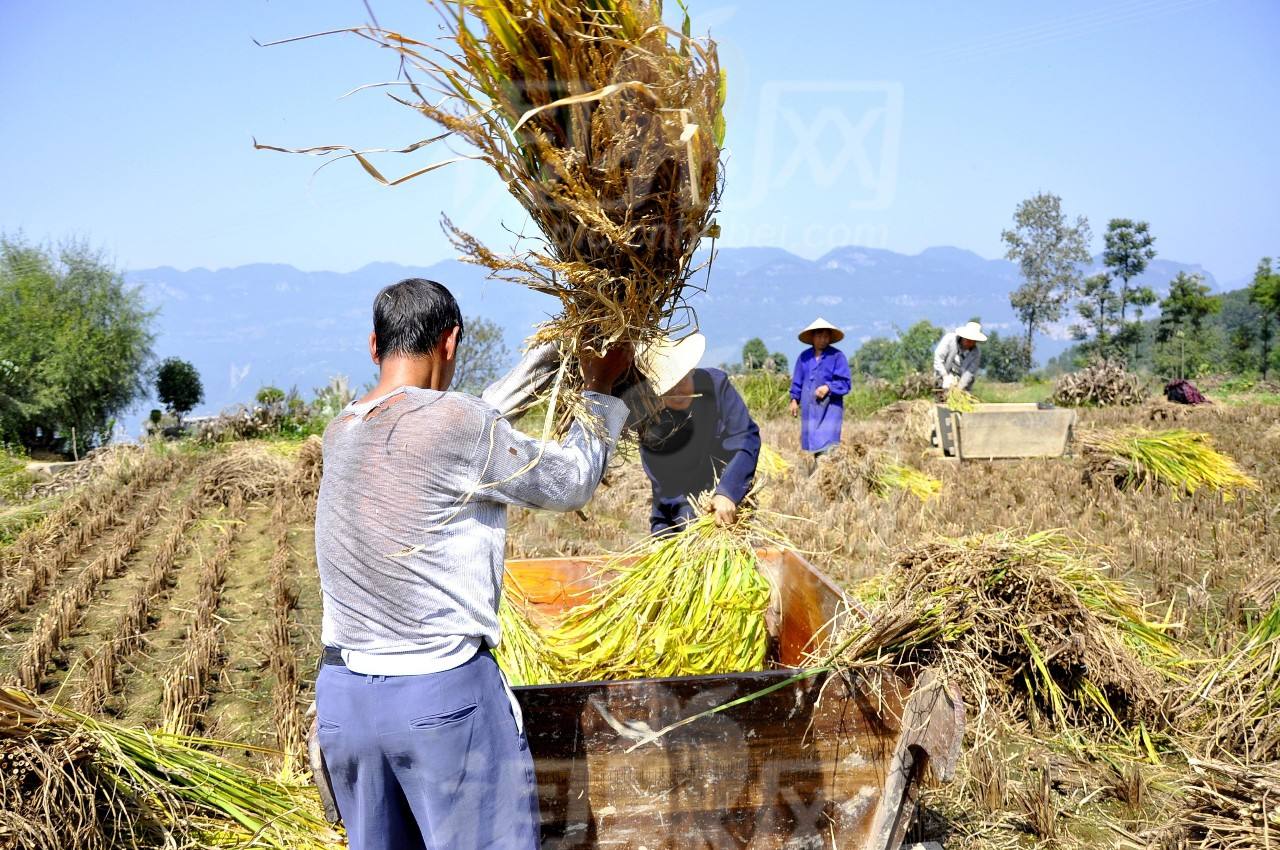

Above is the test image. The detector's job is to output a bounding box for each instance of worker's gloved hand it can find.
[941,375,956,390]
[709,493,738,526]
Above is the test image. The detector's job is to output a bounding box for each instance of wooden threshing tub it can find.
[508,549,964,850]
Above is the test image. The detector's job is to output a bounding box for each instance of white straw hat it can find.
[638,332,706,396]
[955,321,987,342]
[798,317,845,345]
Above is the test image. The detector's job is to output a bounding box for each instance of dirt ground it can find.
[1,398,1277,847]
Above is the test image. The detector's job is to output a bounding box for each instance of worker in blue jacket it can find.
[636,333,761,535]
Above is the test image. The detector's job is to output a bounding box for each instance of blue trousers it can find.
[315,648,540,850]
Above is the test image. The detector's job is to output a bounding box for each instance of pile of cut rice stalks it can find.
[496,504,787,685]
[0,686,339,850]
[1184,596,1280,762]
[1172,758,1280,849]
[1081,426,1259,498]
[841,531,1181,743]
[816,442,941,502]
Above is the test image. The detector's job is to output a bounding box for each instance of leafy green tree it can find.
[980,331,1030,382]
[1071,273,1122,357]
[156,358,203,425]
[1156,273,1219,342]
[1101,219,1158,357]
[0,235,154,455]
[1001,193,1092,369]
[1155,273,1220,379]
[850,337,898,379]
[453,315,511,394]
[1103,219,1158,323]
[897,320,946,375]
[1249,257,1280,378]
[741,338,769,371]
[256,386,286,406]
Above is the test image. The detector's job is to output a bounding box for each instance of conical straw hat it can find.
[955,321,987,342]
[638,332,707,396]
[798,317,845,345]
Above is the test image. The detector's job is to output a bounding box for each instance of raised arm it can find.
[472,393,629,512]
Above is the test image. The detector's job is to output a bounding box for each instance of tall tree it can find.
[452,315,512,394]
[1001,193,1092,369]
[1102,219,1158,358]
[1250,257,1280,377]
[1156,272,1220,379]
[0,235,154,455]
[1071,272,1123,356]
[741,338,769,371]
[1156,273,1220,341]
[156,358,204,425]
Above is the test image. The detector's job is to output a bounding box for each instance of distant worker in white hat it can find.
[635,332,761,535]
[933,321,987,391]
[790,318,852,460]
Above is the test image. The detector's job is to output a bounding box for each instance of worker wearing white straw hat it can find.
[635,332,761,534]
[790,318,852,460]
[932,321,987,391]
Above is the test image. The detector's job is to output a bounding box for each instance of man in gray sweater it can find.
[313,278,630,850]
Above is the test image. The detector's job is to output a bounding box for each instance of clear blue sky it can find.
[2,0,1276,283]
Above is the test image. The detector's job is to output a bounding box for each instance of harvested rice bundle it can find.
[0,687,340,849]
[757,445,791,478]
[944,386,979,412]
[548,508,780,682]
[875,463,942,502]
[816,443,941,502]
[1174,759,1280,849]
[835,531,1180,738]
[1082,426,1259,498]
[265,1,724,408]
[1185,597,1280,762]
[495,577,564,687]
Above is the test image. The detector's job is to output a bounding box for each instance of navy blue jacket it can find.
[639,368,761,534]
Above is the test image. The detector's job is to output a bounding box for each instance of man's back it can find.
[316,387,505,671]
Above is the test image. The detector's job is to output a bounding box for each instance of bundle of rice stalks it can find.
[733,372,792,420]
[265,0,723,399]
[875,462,942,501]
[842,531,1180,739]
[816,443,941,502]
[494,576,564,687]
[1185,597,1280,762]
[757,444,791,478]
[547,508,780,682]
[1051,357,1148,407]
[1081,426,1259,498]
[0,687,340,849]
[944,386,980,412]
[1175,758,1280,849]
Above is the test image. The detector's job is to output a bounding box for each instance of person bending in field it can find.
[790,318,851,463]
[313,278,631,850]
[636,332,761,535]
[932,321,986,391]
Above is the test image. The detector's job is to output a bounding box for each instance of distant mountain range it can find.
[124,246,1219,424]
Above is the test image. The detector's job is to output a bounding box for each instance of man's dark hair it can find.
[372,278,464,358]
